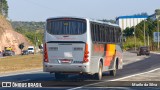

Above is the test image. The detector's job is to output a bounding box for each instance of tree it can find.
[123,27,134,37]
[123,19,160,50]
[133,12,148,16]
[0,0,9,17]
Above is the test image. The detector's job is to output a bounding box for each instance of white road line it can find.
[136,58,140,60]
[0,70,42,77]
[68,67,160,90]
[151,52,160,54]
[81,87,131,89]
[123,58,141,65]
[16,79,31,83]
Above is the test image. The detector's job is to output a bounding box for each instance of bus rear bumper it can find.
[43,63,90,74]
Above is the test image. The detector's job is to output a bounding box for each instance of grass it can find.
[0,54,43,74]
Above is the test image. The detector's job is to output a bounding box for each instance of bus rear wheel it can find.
[110,63,117,76]
[95,62,103,80]
[110,69,116,76]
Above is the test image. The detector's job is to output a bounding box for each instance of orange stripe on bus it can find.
[104,44,116,66]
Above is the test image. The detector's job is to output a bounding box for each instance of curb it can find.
[0,68,42,77]
[151,51,160,54]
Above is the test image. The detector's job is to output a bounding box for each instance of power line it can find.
[22,0,71,15]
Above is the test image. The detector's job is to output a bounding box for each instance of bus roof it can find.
[88,18,119,27]
[47,16,119,27]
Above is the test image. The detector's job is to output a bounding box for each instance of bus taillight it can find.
[44,43,48,62]
[83,43,89,63]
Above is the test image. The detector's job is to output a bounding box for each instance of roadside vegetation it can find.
[0,54,42,74]
[11,21,45,46]
[123,19,160,51]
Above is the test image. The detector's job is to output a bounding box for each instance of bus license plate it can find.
[60,59,72,64]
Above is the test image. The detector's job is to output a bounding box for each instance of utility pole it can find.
[134,26,136,51]
[34,25,37,54]
[147,33,149,47]
[158,19,159,50]
[144,20,146,46]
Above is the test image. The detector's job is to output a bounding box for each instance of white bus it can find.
[43,17,123,80]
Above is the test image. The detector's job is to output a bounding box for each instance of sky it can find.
[8,0,160,21]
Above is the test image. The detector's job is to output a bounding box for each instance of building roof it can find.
[116,15,148,20]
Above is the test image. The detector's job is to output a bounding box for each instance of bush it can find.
[123,37,144,50]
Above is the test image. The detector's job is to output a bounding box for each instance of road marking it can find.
[0,69,42,77]
[151,52,160,55]
[16,79,31,83]
[80,87,131,89]
[136,58,140,60]
[123,58,141,65]
[68,67,160,90]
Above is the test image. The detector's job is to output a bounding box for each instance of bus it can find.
[43,17,123,80]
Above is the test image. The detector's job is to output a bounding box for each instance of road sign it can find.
[153,32,160,42]
[19,43,24,50]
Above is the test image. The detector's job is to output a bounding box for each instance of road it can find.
[0,51,160,90]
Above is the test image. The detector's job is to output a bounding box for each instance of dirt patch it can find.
[0,15,30,54]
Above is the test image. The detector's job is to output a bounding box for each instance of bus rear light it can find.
[44,43,49,62]
[83,44,89,63]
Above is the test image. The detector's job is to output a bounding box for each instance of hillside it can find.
[11,21,45,32]
[0,15,30,54]
[11,21,44,46]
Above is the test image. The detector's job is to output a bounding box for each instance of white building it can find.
[116,15,148,30]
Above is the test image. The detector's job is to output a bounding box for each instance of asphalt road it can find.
[0,51,160,90]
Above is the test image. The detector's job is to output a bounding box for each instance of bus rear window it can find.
[47,18,86,35]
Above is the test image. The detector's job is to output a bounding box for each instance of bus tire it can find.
[110,69,116,76]
[110,63,117,76]
[95,62,103,80]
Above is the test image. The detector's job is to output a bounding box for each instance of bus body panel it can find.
[89,43,123,74]
[47,43,85,64]
[43,18,92,74]
[44,63,90,73]
[43,17,123,75]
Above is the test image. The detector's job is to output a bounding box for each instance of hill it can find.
[11,21,44,46]
[0,15,30,54]
[11,21,45,32]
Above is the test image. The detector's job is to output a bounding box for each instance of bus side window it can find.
[101,25,104,42]
[99,25,103,42]
[114,28,116,43]
[104,26,107,42]
[106,26,109,42]
[92,23,96,43]
[95,24,98,42]
[91,23,93,42]
[108,26,111,42]
[93,24,97,42]
[97,24,100,42]
[109,27,113,43]
[117,28,119,43]
[112,27,114,43]
[102,25,105,42]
